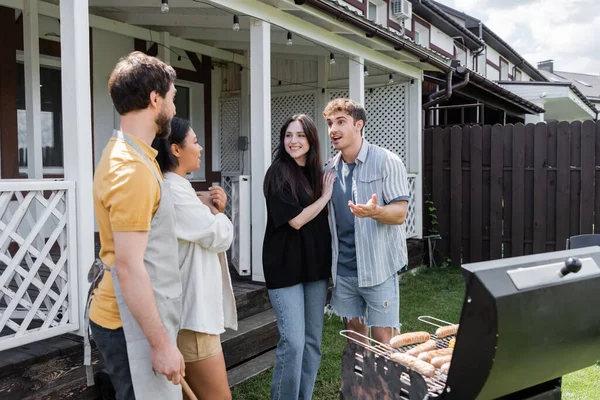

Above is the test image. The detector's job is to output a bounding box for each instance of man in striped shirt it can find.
[324,98,410,345]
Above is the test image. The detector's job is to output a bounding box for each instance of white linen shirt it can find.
[164,172,237,334]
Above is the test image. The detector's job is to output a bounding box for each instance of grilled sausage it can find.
[435,324,459,338]
[389,331,431,348]
[390,352,436,377]
[418,348,453,362]
[430,354,453,368]
[440,362,451,375]
[405,340,437,356]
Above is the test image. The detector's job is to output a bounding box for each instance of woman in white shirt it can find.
[152,117,237,400]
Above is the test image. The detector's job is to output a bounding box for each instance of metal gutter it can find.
[296,0,453,72]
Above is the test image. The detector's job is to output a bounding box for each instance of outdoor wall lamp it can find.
[233,15,240,31]
[330,52,336,65]
[161,0,169,13]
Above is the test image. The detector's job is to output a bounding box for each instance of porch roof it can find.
[499,81,599,120]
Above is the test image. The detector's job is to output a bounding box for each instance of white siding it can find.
[486,64,500,81]
[430,27,454,55]
[521,72,532,82]
[271,57,318,86]
[486,45,500,66]
[501,84,568,101]
[92,29,134,165]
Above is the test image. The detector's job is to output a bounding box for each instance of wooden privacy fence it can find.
[423,120,600,266]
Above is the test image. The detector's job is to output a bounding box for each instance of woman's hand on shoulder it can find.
[197,191,220,215]
[321,170,336,201]
[209,186,227,213]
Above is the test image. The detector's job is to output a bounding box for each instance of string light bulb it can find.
[161,0,169,13]
[364,66,369,77]
[233,15,240,31]
[330,52,336,65]
[287,31,293,46]
[388,74,394,84]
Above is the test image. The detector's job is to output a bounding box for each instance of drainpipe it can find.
[472,22,485,70]
[423,70,453,109]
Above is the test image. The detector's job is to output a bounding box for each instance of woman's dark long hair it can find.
[263,114,323,202]
[152,117,191,173]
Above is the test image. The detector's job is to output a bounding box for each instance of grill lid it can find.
[446,247,600,399]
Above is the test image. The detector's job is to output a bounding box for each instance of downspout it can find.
[472,22,485,70]
[423,70,470,127]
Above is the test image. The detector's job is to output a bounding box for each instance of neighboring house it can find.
[430,1,597,122]
[393,0,545,127]
[500,60,599,122]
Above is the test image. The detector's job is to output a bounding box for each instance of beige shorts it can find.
[176,329,222,363]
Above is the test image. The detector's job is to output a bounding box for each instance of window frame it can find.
[16,52,64,175]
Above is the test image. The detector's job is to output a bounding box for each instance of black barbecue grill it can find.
[340,247,600,400]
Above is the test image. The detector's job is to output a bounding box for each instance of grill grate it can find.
[340,316,457,397]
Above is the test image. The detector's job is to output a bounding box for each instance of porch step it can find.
[227,348,276,387]
[222,308,279,369]
[0,334,102,400]
[233,280,272,321]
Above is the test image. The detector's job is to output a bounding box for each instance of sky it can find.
[435,0,600,76]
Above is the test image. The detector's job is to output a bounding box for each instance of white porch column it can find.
[408,78,423,238]
[316,56,330,164]
[249,19,271,283]
[158,31,170,64]
[23,0,43,179]
[240,52,251,175]
[60,0,95,335]
[348,56,365,105]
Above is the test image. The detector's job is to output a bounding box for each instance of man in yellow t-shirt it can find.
[88,51,183,399]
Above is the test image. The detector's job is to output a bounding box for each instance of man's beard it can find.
[155,110,171,139]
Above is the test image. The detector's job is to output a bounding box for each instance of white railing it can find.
[0,180,78,351]
[221,175,251,276]
[406,174,422,239]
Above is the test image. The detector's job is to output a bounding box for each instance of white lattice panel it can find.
[220,98,241,174]
[0,181,78,351]
[327,85,408,163]
[365,84,408,163]
[406,175,418,238]
[271,92,317,159]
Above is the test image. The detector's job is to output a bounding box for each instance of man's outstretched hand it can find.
[348,194,380,219]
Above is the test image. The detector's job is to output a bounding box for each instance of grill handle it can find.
[558,257,583,278]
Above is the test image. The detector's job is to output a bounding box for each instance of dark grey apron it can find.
[84,130,182,399]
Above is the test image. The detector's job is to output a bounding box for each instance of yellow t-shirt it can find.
[89,133,163,329]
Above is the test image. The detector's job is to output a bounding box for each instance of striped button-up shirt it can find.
[326,139,410,288]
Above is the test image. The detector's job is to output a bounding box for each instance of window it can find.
[174,85,190,120]
[515,69,522,81]
[368,2,378,21]
[500,58,509,80]
[414,21,430,47]
[16,63,63,171]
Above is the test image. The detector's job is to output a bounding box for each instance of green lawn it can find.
[231,267,600,399]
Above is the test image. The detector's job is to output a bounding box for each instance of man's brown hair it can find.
[108,51,177,115]
[323,98,367,132]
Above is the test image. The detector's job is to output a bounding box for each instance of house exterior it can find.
[429,1,598,123]
[501,60,599,122]
[0,0,461,356]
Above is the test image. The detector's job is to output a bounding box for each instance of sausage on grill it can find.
[390,352,436,377]
[440,362,451,375]
[389,331,431,348]
[435,324,459,338]
[405,340,437,356]
[418,348,453,362]
[430,354,452,368]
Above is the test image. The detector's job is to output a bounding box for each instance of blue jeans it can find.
[90,320,135,400]
[268,280,329,400]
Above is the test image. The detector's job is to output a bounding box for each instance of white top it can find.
[164,172,238,334]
